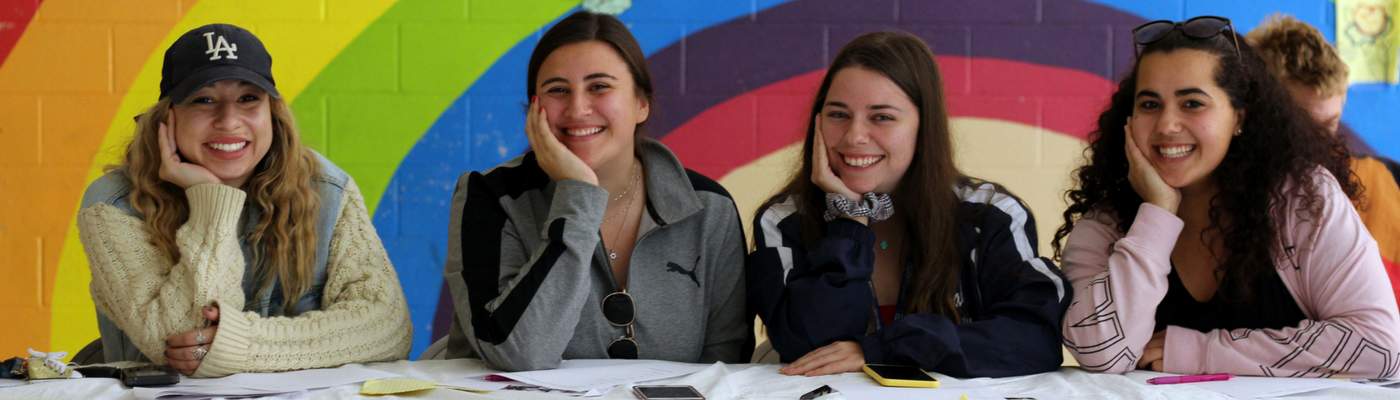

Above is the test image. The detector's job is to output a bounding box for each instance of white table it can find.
[0,359,1396,399]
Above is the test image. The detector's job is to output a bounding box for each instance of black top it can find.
[1155,266,1307,332]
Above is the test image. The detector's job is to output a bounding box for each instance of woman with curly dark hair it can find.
[1056,16,1400,377]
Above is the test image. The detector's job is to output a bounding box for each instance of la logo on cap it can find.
[202,31,238,61]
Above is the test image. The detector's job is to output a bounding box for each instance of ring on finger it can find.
[192,345,208,361]
[195,329,206,345]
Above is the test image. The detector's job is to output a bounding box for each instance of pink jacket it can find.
[1061,169,1400,378]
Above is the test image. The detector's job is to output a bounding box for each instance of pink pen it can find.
[1147,373,1232,385]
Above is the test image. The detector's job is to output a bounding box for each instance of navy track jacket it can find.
[748,181,1071,378]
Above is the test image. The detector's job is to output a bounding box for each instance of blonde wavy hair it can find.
[121,96,322,314]
[1247,14,1350,97]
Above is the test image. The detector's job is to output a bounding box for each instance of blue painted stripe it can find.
[1091,0,1396,160]
[381,1,793,357]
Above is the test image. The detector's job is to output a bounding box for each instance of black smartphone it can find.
[74,365,120,379]
[632,384,705,399]
[120,365,180,387]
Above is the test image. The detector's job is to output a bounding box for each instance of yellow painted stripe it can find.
[723,117,1087,367]
[50,0,397,358]
[0,0,190,359]
[718,117,1086,255]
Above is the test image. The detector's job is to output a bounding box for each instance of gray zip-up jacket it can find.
[442,138,751,371]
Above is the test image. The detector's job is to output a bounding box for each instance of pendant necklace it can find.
[603,163,641,261]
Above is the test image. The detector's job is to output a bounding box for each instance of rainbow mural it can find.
[1,0,1395,360]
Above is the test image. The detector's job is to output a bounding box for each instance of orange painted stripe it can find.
[0,0,194,357]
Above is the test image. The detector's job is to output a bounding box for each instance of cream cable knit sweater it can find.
[78,180,412,377]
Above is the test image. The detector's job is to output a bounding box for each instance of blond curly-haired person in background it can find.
[1248,14,1400,309]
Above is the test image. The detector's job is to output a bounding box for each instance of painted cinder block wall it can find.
[1,0,1393,359]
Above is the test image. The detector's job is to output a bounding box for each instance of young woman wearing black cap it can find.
[77,23,411,377]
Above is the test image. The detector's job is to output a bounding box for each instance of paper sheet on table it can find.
[826,383,1001,400]
[132,363,398,399]
[828,373,1005,400]
[486,359,709,393]
[443,375,606,397]
[1351,378,1400,388]
[0,379,26,388]
[360,377,438,395]
[135,387,303,400]
[360,377,495,395]
[439,375,513,392]
[1169,376,1358,398]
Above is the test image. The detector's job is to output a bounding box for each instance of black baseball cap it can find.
[160,23,280,104]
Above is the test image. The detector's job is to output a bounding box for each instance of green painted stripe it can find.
[291,0,576,213]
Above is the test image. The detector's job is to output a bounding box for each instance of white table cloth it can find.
[0,359,1395,399]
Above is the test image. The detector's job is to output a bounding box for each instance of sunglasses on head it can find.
[601,290,638,359]
[1132,16,1241,59]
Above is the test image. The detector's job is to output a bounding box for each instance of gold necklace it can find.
[609,167,636,201]
[603,163,641,261]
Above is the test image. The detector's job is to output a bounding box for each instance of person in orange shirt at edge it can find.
[1247,14,1400,305]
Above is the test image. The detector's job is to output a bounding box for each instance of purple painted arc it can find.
[644,0,1145,139]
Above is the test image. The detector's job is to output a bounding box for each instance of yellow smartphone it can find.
[862,364,939,388]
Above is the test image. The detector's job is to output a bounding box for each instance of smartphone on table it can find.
[862,364,939,388]
[632,384,705,399]
[120,365,180,387]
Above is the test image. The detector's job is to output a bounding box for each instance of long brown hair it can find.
[759,31,965,316]
[121,96,323,314]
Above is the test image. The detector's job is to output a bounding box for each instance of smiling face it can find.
[1130,49,1242,192]
[171,79,274,188]
[818,66,920,194]
[535,40,650,171]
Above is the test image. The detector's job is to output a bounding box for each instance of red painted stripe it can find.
[662,56,1113,179]
[0,0,43,68]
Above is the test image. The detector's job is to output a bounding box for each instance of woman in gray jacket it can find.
[441,11,751,371]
